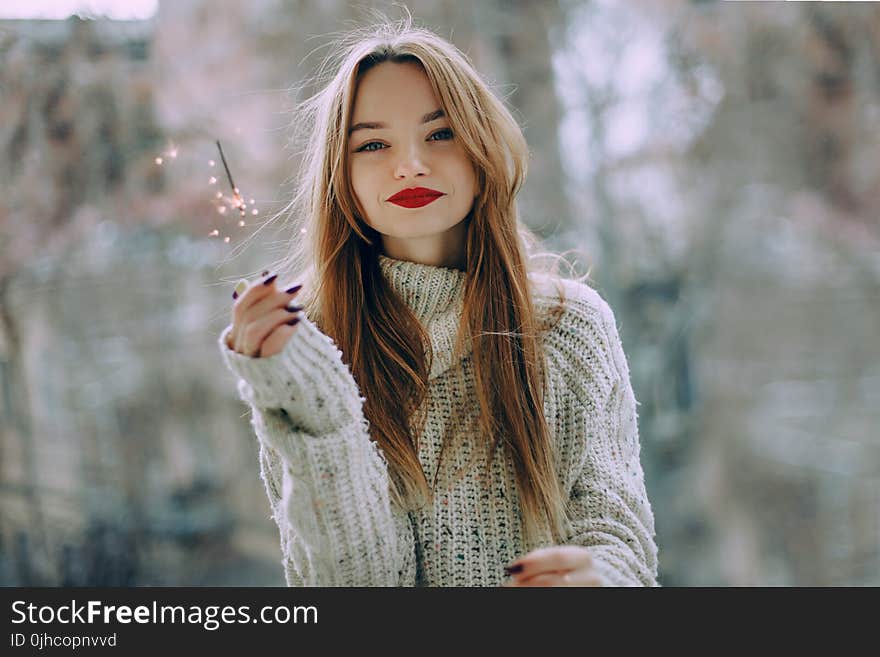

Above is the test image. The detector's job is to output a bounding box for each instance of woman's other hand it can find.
[501,546,603,587]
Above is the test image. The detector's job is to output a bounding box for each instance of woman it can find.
[219,16,659,587]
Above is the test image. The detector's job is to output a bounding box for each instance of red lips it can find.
[387,186,445,209]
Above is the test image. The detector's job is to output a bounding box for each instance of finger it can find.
[514,572,569,587]
[232,279,249,300]
[240,307,303,357]
[231,270,268,301]
[258,316,303,358]
[245,284,303,328]
[519,569,603,587]
[229,277,271,350]
[509,567,569,585]
[232,272,281,325]
[506,546,592,579]
[226,279,250,348]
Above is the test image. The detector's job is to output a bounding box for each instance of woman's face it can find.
[347,61,477,266]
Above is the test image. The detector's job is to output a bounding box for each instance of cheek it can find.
[451,154,477,193]
[455,164,477,201]
[349,163,372,203]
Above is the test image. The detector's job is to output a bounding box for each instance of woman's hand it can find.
[226,271,305,358]
[502,546,603,587]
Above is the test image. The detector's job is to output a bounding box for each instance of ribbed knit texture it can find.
[218,254,659,586]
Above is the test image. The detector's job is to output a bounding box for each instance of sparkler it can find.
[207,139,259,242]
[152,137,259,243]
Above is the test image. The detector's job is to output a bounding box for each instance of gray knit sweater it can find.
[218,254,659,586]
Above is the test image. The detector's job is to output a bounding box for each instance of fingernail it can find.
[262,274,278,286]
[285,317,301,326]
[504,563,523,575]
[285,304,303,313]
[285,284,303,294]
[232,291,238,299]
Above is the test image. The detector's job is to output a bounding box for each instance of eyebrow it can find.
[348,108,446,136]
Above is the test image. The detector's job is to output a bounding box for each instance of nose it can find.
[393,141,431,179]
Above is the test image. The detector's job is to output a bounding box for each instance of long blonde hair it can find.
[262,14,590,549]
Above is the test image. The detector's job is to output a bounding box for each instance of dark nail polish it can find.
[285,317,301,326]
[262,274,278,286]
[232,291,238,300]
[285,284,303,294]
[285,304,303,313]
[504,564,523,575]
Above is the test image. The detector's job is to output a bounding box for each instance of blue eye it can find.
[358,141,384,153]
[355,128,454,153]
[429,128,453,141]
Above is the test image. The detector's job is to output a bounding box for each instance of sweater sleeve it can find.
[218,317,417,586]
[552,286,660,587]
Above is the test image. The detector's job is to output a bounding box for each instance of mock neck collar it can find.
[378,254,469,380]
[378,254,467,322]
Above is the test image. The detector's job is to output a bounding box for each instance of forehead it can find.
[351,61,439,117]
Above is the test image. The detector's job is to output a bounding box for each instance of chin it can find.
[375,215,460,239]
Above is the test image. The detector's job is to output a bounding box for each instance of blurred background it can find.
[1,0,878,586]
